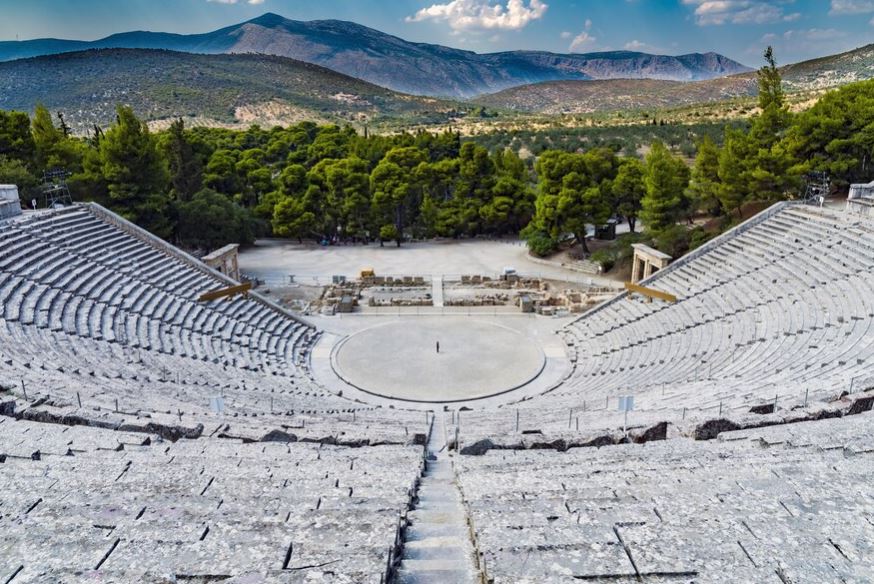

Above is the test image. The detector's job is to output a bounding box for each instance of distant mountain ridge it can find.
[0,12,751,98]
[0,49,461,133]
[474,43,874,114]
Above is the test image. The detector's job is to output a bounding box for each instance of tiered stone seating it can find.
[5,200,874,581]
[0,207,428,582]
[0,203,428,578]
[450,204,874,440]
[0,206,317,376]
[455,412,874,582]
[0,204,427,443]
[0,416,422,582]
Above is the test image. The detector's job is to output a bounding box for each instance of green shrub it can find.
[522,228,558,257]
[689,226,715,250]
[590,232,645,273]
[590,249,615,272]
[653,224,691,258]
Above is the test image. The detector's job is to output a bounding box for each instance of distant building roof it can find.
[849,180,874,201]
[631,242,672,261]
[0,184,20,203]
[202,243,240,262]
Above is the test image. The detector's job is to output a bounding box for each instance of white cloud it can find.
[829,0,874,14]
[566,18,597,52]
[781,27,843,41]
[560,31,572,38]
[751,26,853,61]
[757,27,843,47]
[681,1,798,26]
[623,39,663,53]
[406,0,548,31]
[569,31,596,52]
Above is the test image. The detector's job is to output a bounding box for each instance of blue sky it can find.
[1,0,872,65]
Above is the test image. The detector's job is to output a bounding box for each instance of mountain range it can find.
[0,12,751,98]
[0,49,461,133]
[476,44,874,114]
[0,40,870,134]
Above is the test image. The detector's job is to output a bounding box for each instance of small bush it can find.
[590,232,645,273]
[522,227,558,257]
[689,226,715,251]
[653,225,691,258]
[528,233,559,257]
[590,249,615,272]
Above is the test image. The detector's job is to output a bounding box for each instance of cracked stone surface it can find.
[3,197,874,582]
[0,416,423,582]
[456,412,874,582]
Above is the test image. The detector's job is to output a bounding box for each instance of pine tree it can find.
[717,129,752,218]
[612,158,646,233]
[32,104,63,170]
[556,171,609,254]
[785,78,874,187]
[370,147,426,246]
[165,118,202,202]
[641,142,690,235]
[32,104,83,174]
[0,110,36,165]
[748,47,800,201]
[273,196,317,243]
[99,106,170,236]
[687,136,722,216]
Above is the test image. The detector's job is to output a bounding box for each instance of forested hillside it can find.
[0,49,464,133]
[475,44,874,114]
[0,49,871,271]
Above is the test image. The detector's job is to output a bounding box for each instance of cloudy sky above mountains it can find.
[0,0,872,64]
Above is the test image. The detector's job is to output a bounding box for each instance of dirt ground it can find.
[238,237,620,287]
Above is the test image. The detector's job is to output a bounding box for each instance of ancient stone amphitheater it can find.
[2,201,874,583]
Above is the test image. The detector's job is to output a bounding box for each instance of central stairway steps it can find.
[395,417,481,584]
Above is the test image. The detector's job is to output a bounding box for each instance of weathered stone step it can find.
[396,414,481,584]
[423,464,454,477]
[398,558,476,573]
[403,536,471,561]
[395,567,478,584]
[416,486,462,501]
[408,509,466,525]
[416,498,463,511]
[405,522,470,540]
[418,478,457,489]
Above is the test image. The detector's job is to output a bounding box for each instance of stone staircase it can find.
[573,258,602,275]
[431,276,445,308]
[396,414,481,584]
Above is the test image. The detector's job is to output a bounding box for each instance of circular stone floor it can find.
[331,319,546,402]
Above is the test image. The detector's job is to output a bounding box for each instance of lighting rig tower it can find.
[802,171,830,206]
[41,168,74,209]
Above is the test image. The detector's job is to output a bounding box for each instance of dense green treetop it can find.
[0,55,871,261]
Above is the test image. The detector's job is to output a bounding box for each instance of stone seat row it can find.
[0,416,424,583]
[0,204,353,417]
[459,205,874,437]
[454,412,874,583]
